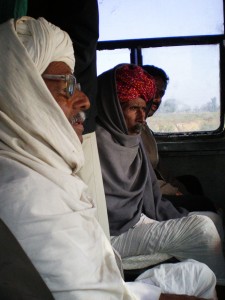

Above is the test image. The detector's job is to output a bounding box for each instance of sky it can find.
[98,0,223,41]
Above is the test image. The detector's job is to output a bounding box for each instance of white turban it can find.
[15,16,75,74]
[0,17,84,174]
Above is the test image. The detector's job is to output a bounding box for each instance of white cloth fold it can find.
[135,259,217,300]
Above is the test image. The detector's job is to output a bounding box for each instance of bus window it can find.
[143,44,220,133]
[97,49,130,76]
[97,0,224,136]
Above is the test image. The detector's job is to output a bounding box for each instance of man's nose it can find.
[137,108,146,122]
[72,90,91,111]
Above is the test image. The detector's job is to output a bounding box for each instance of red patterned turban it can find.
[116,64,156,102]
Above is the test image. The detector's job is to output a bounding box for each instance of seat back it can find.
[78,132,110,240]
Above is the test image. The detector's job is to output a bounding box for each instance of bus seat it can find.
[0,219,54,299]
[78,132,110,240]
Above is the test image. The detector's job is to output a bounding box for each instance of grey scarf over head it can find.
[96,64,188,236]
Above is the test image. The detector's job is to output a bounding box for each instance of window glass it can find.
[143,44,220,133]
[97,49,130,75]
[98,0,224,41]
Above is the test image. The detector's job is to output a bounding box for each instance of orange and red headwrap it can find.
[116,64,156,103]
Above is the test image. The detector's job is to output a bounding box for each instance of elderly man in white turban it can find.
[0,16,217,300]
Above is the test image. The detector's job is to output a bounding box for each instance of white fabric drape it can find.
[0,18,137,300]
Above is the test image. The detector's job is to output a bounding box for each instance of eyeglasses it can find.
[42,74,81,99]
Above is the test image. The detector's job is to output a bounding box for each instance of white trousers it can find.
[111,213,225,286]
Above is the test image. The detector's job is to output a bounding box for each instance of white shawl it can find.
[0,17,137,300]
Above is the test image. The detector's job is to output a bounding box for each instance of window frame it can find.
[97,2,225,140]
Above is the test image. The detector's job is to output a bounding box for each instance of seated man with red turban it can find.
[95,64,225,292]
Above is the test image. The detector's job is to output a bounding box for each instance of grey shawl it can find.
[96,65,188,236]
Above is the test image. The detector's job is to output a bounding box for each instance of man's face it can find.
[147,76,167,117]
[42,62,90,143]
[121,98,147,135]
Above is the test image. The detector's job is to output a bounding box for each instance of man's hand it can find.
[159,293,207,300]
[175,191,183,196]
